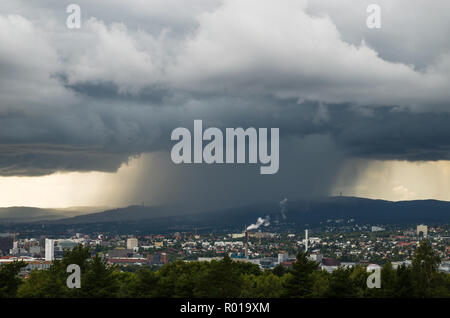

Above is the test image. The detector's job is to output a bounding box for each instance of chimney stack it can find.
[244,228,249,259]
[305,229,309,253]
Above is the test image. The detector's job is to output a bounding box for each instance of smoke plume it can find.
[247,215,270,230]
[279,198,288,220]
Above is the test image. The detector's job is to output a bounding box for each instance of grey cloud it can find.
[0,0,450,183]
[307,0,450,69]
[0,144,131,176]
[63,79,172,105]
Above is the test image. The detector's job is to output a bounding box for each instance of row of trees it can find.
[1,240,449,298]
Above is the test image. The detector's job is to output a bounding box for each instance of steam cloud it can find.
[247,215,270,230]
[279,198,288,220]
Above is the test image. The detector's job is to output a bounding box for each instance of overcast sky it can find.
[1,0,450,209]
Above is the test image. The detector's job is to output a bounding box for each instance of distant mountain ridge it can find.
[52,205,173,224]
[0,206,105,224]
[0,197,449,228]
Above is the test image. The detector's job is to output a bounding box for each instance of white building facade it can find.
[45,239,54,261]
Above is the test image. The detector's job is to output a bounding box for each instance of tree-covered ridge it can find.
[0,241,448,298]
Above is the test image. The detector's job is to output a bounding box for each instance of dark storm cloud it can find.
[66,82,171,105]
[0,0,450,182]
[3,81,450,177]
[0,144,131,176]
[330,106,450,161]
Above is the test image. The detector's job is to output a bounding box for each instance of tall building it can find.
[45,239,55,261]
[305,229,309,252]
[244,229,249,259]
[417,225,428,238]
[127,238,138,250]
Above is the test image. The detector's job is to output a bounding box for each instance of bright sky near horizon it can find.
[1,156,450,208]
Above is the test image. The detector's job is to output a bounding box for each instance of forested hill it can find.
[42,197,450,229]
